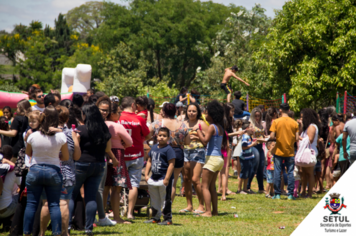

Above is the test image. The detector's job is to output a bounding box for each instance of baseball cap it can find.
[159,101,169,108]
[110,96,119,103]
[176,101,184,107]
[280,103,290,110]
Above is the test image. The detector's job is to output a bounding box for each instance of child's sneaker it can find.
[144,219,161,224]
[271,194,281,200]
[288,195,296,200]
[158,220,173,225]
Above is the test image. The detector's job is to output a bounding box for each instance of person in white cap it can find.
[176,101,185,121]
[110,96,120,105]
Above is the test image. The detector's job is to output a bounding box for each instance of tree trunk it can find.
[156,49,162,81]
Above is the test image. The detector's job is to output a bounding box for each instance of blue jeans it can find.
[24,164,62,235]
[234,111,251,119]
[273,155,295,196]
[69,162,105,231]
[247,145,265,191]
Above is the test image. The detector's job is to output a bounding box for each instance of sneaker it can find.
[96,217,117,226]
[158,220,173,225]
[239,191,248,195]
[272,194,281,200]
[144,219,161,224]
[85,230,94,236]
[288,195,296,200]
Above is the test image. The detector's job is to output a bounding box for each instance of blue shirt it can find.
[148,144,176,180]
[241,134,254,160]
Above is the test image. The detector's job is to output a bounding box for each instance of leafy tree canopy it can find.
[255,0,356,111]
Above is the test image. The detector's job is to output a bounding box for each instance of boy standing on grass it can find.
[265,141,275,198]
[145,127,176,225]
[238,120,257,194]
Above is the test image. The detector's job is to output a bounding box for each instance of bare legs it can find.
[227,93,231,103]
[127,187,138,219]
[181,161,204,212]
[172,167,183,202]
[301,166,315,198]
[200,169,219,217]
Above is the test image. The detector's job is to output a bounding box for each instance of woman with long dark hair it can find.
[299,108,320,198]
[69,103,117,234]
[195,100,226,217]
[317,108,329,193]
[39,106,81,236]
[147,98,161,125]
[180,103,208,213]
[150,103,188,203]
[218,103,234,201]
[0,99,31,163]
[265,108,278,135]
[24,106,69,236]
[247,107,267,194]
[95,96,117,226]
[105,102,133,224]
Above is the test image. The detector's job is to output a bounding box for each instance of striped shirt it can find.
[241,134,254,160]
[60,126,76,187]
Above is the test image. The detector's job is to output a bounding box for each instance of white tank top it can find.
[302,124,319,156]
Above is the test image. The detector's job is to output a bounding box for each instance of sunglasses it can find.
[37,95,44,98]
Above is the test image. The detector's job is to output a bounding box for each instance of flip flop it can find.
[193,210,205,214]
[179,209,192,213]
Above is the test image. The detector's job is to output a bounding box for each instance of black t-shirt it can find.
[148,144,176,180]
[232,99,245,116]
[10,116,28,157]
[77,125,107,163]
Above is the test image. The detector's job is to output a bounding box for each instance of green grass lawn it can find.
[62,174,325,236]
[0,172,325,236]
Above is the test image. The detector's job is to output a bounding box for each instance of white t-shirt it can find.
[31,105,45,112]
[27,131,67,167]
[0,171,21,210]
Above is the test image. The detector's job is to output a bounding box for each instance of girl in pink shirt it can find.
[104,103,133,224]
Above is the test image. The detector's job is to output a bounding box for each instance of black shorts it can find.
[173,147,184,169]
[220,83,232,94]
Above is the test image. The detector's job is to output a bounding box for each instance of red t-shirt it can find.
[137,110,148,122]
[119,111,150,161]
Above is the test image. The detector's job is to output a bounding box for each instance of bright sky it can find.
[0,0,286,32]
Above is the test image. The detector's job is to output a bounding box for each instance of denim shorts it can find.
[184,148,205,164]
[240,158,253,179]
[125,157,144,188]
[314,160,322,174]
[266,170,274,184]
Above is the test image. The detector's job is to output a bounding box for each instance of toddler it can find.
[265,141,275,198]
[238,120,257,194]
[0,116,12,147]
[232,119,243,177]
[136,96,149,121]
[145,127,175,225]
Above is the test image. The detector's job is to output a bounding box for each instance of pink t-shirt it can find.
[105,121,133,149]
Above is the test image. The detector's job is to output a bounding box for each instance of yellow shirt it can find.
[270,117,298,157]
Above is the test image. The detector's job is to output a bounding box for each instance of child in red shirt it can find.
[136,96,149,121]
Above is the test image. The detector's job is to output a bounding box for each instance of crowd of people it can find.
[0,84,356,235]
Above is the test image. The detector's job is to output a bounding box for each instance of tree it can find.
[95,42,149,98]
[94,0,242,87]
[254,0,356,111]
[193,4,272,99]
[15,31,60,92]
[66,1,104,40]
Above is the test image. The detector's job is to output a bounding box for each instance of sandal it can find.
[179,209,192,213]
